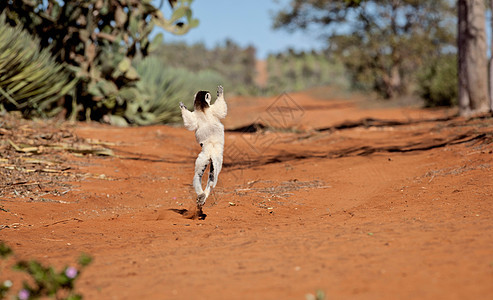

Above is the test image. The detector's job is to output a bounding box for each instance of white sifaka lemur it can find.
[179,85,227,208]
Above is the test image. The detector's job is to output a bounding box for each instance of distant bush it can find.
[127,56,226,125]
[265,50,349,94]
[156,42,352,96]
[417,54,458,107]
[155,40,256,95]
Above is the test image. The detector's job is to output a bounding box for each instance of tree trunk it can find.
[490,0,493,111]
[458,0,470,115]
[389,63,401,95]
[458,0,490,116]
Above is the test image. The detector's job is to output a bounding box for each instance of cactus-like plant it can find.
[0,13,77,118]
[0,0,198,122]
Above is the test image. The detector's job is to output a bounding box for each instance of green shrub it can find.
[265,50,349,94]
[155,40,256,95]
[126,56,226,125]
[417,54,457,107]
[1,241,92,300]
[0,14,76,118]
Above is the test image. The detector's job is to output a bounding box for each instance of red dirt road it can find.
[1,89,493,299]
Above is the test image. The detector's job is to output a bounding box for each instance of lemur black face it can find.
[194,91,211,111]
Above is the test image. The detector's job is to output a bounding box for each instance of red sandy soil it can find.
[1,88,493,299]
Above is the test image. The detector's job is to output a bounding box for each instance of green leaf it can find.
[0,241,13,258]
[87,81,103,98]
[118,87,138,100]
[107,115,129,127]
[118,57,132,73]
[124,67,140,81]
[149,33,163,53]
[115,6,127,27]
[67,294,83,300]
[170,7,187,23]
[100,80,119,95]
[78,253,93,267]
[189,18,199,28]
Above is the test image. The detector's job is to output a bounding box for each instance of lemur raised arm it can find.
[180,85,227,208]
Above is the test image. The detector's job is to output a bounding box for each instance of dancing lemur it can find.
[180,85,227,208]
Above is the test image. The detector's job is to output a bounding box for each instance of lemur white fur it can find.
[180,85,227,207]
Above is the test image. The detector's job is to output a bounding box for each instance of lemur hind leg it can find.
[196,159,212,208]
[202,160,214,201]
[193,151,210,207]
[202,153,223,204]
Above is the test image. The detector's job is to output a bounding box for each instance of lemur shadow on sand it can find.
[168,207,207,220]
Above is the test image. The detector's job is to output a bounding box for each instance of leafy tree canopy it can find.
[274,0,456,99]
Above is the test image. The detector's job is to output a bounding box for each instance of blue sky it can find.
[159,0,326,59]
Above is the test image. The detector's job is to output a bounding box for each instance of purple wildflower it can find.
[18,289,29,300]
[65,266,78,279]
